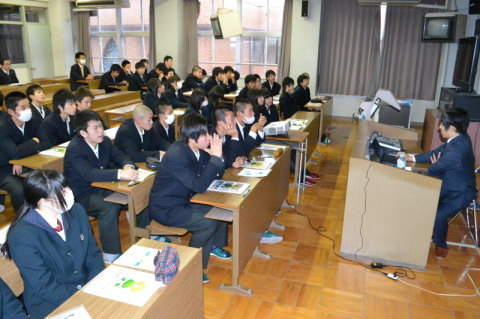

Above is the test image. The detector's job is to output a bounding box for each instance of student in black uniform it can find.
[293,73,311,109]
[223,66,238,92]
[41,89,77,146]
[262,70,281,96]
[203,85,225,126]
[238,74,256,99]
[0,277,28,318]
[69,52,94,91]
[128,62,148,93]
[99,64,127,94]
[0,92,51,212]
[184,88,207,117]
[279,77,298,119]
[164,55,175,75]
[0,59,19,85]
[253,74,262,89]
[139,58,148,72]
[153,104,176,149]
[26,84,51,125]
[74,86,95,112]
[233,98,266,156]
[183,66,205,92]
[212,106,245,168]
[203,67,228,94]
[246,88,265,117]
[260,89,279,125]
[119,60,133,82]
[165,75,189,109]
[143,78,167,117]
[145,62,167,83]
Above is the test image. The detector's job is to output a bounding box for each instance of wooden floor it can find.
[1,120,480,318]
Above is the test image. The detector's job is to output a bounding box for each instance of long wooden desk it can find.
[191,147,291,295]
[77,79,101,90]
[306,97,333,141]
[47,239,204,319]
[9,153,64,173]
[340,120,442,270]
[289,111,321,161]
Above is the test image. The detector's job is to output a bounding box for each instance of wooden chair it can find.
[147,220,188,243]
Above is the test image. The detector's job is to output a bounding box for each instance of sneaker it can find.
[150,236,172,243]
[203,273,210,283]
[301,179,316,187]
[210,246,232,259]
[435,245,448,259]
[306,172,320,180]
[103,252,121,264]
[260,231,283,244]
[275,209,282,216]
[0,205,4,213]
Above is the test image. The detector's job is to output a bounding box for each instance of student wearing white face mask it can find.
[164,75,190,109]
[0,92,51,212]
[233,98,266,156]
[69,51,94,91]
[1,170,105,319]
[154,103,177,150]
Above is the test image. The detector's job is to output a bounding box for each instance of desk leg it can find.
[270,220,285,230]
[253,247,271,259]
[219,284,254,295]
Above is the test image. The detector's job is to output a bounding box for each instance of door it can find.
[25,24,54,79]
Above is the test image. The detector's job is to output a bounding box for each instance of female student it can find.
[260,89,279,125]
[184,88,207,118]
[165,75,190,109]
[246,88,265,120]
[143,78,167,117]
[1,170,105,319]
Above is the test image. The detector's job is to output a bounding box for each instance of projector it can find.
[264,121,290,136]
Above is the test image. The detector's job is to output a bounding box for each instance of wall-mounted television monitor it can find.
[453,37,480,93]
[423,13,466,43]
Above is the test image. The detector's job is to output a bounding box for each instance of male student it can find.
[146,62,167,83]
[164,55,175,75]
[70,52,94,91]
[279,76,298,119]
[0,92,50,212]
[114,104,168,162]
[119,59,133,82]
[149,113,231,283]
[128,62,148,92]
[262,70,281,96]
[99,64,126,94]
[223,66,238,92]
[253,74,262,89]
[203,67,228,94]
[26,84,51,125]
[139,58,148,72]
[238,74,256,99]
[64,110,148,264]
[233,98,266,155]
[398,108,477,259]
[212,106,245,168]
[74,86,95,111]
[183,66,204,92]
[41,89,77,146]
[293,73,311,109]
[0,59,19,85]
[153,103,176,149]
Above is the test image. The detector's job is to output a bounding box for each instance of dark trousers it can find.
[177,204,229,269]
[0,174,25,213]
[434,191,473,249]
[290,150,312,180]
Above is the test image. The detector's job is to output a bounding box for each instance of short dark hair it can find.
[208,85,225,104]
[244,74,256,85]
[253,74,261,81]
[261,87,271,98]
[297,74,309,85]
[265,70,276,78]
[0,59,10,65]
[247,88,264,110]
[234,71,240,81]
[212,67,225,77]
[75,52,85,60]
[139,58,148,66]
[282,77,294,90]
[164,55,173,63]
[147,78,164,93]
[181,112,208,144]
[135,61,145,70]
[155,62,167,73]
[26,84,44,102]
[224,66,234,74]
[53,89,75,114]
[121,60,130,68]
[110,64,122,73]
[167,75,181,92]
[74,86,94,102]
[233,98,251,115]
[202,69,207,76]
[440,108,470,135]
[5,91,27,111]
[190,88,207,111]
[166,68,175,75]
[213,106,233,126]
[74,110,105,134]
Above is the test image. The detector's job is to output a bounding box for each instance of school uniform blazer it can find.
[201,101,215,126]
[183,106,201,118]
[0,69,19,85]
[211,128,244,168]
[260,104,280,125]
[64,134,134,207]
[69,64,91,91]
[30,103,52,126]
[238,86,249,99]
[203,76,228,95]
[8,204,105,319]
[279,91,299,119]
[415,134,477,206]
[153,120,176,149]
[235,121,264,156]
[114,118,166,162]
[164,89,190,109]
[262,81,281,96]
[145,69,160,82]
[226,79,238,92]
[143,91,167,116]
[98,72,121,94]
[0,278,28,319]
[149,141,225,226]
[40,113,75,146]
[182,73,205,92]
[119,69,132,82]
[128,72,147,92]
[0,117,51,179]
[293,85,311,108]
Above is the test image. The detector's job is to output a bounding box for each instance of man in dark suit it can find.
[203,67,228,95]
[262,69,281,96]
[41,89,77,146]
[293,73,311,109]
[400,108,477,259]
[26,84,51,125]
[145,62,167,83]
[114,104,168,162]
[153,103,176,149]
[0,91,51,212]
[0,59,19,85]
[279,76,299,119]
[64,110,147,264]
[149,113,230,283]
[238,74,256,99]
[69,52,94,91]
[233,98,266,156]
[99,64,127,94]
[128,62,148,92]
[212,106,245,168]
[119,59,133,82]
[182,66,205,92]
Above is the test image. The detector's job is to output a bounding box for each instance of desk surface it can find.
[9,153,64,172]
[266,131,309,143]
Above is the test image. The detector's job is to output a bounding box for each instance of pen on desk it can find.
[242,188,251,197]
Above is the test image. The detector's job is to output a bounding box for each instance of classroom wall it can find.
[48,0,75,76]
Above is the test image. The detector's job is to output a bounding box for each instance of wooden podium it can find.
[340,120,442,270]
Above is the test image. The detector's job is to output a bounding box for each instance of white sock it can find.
[103,252,120,264]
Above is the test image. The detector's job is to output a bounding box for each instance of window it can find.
[198,0,284,76]
[89,0,149,73]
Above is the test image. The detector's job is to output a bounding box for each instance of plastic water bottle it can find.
[397,153,406,169]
